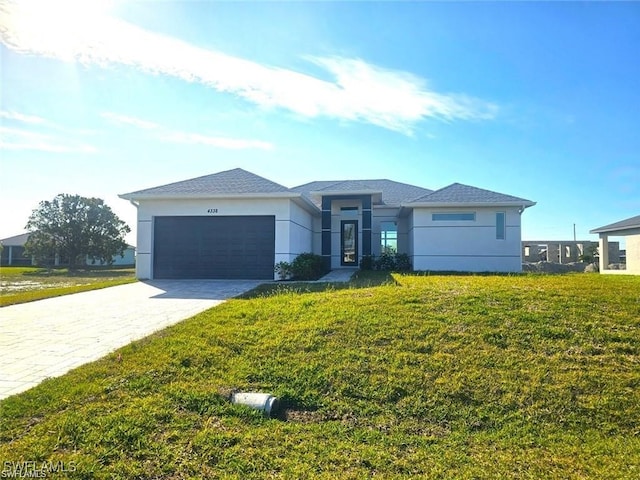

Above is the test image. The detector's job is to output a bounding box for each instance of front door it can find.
[341,220,358,266]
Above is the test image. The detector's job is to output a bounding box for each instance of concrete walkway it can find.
[316,269,356,282]
[0,280,261,400]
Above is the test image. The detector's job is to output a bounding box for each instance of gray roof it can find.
[291,179,433,207]
[0,233,30,246]
[590,215,640,234]
[120,168,534,210]
[121,168,290,198]
[409,183,535,206]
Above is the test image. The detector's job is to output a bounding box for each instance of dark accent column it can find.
[321,196,332,272]
[362,195,372,257]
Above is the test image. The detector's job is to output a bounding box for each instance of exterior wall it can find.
[281,201,315,263]
[625,234,640,274]
[133,197,311,280]
[522,240,619,264]
[410,207,523,272]
[600,230,640,275]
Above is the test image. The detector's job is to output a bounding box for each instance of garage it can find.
[153,216,275,279]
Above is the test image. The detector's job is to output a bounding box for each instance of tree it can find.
[25,194,131,270]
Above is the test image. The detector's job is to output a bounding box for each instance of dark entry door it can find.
[153,216,275,279]
[341,220,358,266]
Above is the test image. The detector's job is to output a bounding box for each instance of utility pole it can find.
[573,223,576,242]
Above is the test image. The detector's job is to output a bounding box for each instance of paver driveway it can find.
[0,280,261,400]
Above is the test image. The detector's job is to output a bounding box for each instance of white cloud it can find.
[102,112,274,150]
[165,131,273,151]
[0,110,47,124]
[101,112,160,130]
[0,126,96,153]
[0,1,498,134]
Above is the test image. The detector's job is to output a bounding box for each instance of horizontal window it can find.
[432,212,476,221]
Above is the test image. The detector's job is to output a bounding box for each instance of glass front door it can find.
[341,220,358,266]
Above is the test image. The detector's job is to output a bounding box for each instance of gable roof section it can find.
[0,233,30,247]
[406,183,535,207]
[120,168,291,199]
[590,214,640,234]
[291,179,433,207]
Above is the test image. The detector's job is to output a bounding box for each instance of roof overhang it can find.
[401,201,537,209]
[309,190,383,204]
[118,192,321,214]
[590,226,640,235]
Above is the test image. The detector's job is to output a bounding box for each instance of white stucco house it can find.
[590,214,640,275]
[119,168,535,280]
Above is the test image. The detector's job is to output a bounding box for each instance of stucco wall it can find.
[282,201,315,263]
[410,207,523,272]
[624,234,640,274]
[133,197,311,279]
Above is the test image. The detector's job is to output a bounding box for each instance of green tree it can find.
[25,194,131,270]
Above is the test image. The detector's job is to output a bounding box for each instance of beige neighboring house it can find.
[590,215,640,275]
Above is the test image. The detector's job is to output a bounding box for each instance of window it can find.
[341,206,358,217]
[432,212,476,221]
[381,221,397,253]
[496,212,506,240]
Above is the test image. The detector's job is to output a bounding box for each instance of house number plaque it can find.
[207,208,218,214]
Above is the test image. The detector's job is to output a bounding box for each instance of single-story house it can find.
[119,168,535,280]
[0,233,136,267]
[0,233,32,266]
[590,215,640,275]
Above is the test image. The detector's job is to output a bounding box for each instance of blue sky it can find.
[1,0,639,245]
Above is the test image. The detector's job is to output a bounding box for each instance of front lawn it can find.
[1,273,638,478]
[0,266,136,306]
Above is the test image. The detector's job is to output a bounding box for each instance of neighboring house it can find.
[0,233,135,267]
[590,215,640,275]
[522,240,620,264]
[0,233,32,266]
[119,168,535,280]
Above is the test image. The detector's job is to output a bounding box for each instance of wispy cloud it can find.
[0,126,96,153]
[102,112,274,151]
[0,1,497,134]
[101,112,160,130]
[0,110,47,124]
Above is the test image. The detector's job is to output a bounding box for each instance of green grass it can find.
[0,266,136,306]
[1,273,639,478]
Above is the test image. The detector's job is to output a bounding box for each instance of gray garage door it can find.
[153,216,275,279]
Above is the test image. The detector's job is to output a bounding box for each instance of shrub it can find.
[374,252,412,272]
[395,253,412,271]
[291,253,325,280]
[274,261,293,280]
[359,255,375,270]
[375,252,396,271]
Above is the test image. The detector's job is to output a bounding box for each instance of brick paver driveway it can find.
[0,280,261,400]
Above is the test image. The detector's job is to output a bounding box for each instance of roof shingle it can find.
[409,183,535,205]
[121,168,290,197]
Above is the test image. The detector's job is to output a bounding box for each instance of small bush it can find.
[359,255,375,270]
[395,253,412,271]
[374,252,412,272]
[375,252,396,271]
[291,253,325,280]
[274,261,293,280]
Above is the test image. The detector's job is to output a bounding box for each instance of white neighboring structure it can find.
[590,215,640,275]
[120,168,535,280]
